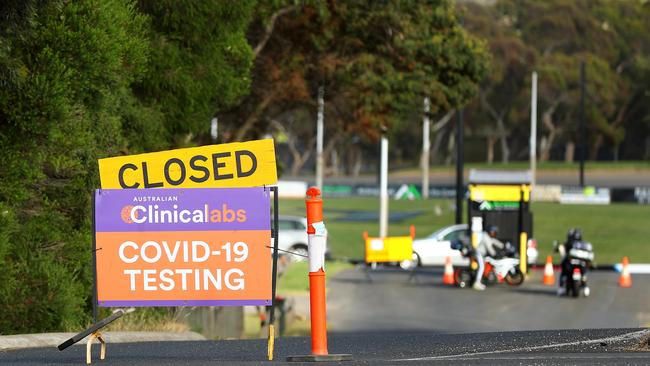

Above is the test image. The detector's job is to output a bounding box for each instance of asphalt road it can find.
[1,328,648,365]
[1,269,648,365]
[329,268,650,333]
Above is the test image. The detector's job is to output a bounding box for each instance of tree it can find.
[462,2,536,163]
[135,0,255,148]
[589,0,650,160]
[224,0,489,175]
[0,0,150,332]
[536,53,619,161]
[481,0,649,162]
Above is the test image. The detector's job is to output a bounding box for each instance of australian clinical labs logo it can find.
[120,195,247,225]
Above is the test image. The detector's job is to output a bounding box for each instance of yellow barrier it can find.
[364,235,413,263]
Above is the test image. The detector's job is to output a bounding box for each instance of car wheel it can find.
[289,244,309,262]
[400,252,420,270]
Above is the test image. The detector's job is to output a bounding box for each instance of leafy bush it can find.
[0,0,255,334]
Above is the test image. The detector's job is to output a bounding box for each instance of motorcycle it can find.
[558,240,594,297]
[451,240,524,288]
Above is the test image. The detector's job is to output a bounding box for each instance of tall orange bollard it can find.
[543,255,555,286]
[618,256,632,288]
[287,188,351,362]
[305,187,327,356]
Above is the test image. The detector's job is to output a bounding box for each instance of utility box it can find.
[467,169,533,273]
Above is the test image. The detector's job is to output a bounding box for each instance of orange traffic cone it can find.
[618,256,632,288]
[443,256,455,285]
[543,255,555,286]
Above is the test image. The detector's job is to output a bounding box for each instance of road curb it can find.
[0,331,206,352]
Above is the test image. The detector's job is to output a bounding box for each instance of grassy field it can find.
[279,197,650,265]
[277,260,354,294]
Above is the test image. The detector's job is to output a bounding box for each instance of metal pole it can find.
[530,72,538,189]
[269,187,279,324]
[92,192,98,324]
[379,133,389,238]
[579,62,586,187]
[267,186,279,360]
[316,86,325,191]
[518,189,526,274]
[455,109,464,225]
[422,97,431,199]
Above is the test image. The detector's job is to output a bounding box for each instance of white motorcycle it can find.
[454,244,525,287]
[485,256,524,285]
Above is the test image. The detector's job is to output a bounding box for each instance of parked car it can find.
[274,215,330,262]
[400,224,538,269]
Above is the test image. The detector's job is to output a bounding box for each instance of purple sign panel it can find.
[95,188,271,232]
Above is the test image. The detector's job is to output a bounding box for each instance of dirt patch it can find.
[629,333,650,352]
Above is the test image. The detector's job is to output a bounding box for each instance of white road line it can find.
[396,329,650,361]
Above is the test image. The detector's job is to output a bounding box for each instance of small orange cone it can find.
[618,256,632,288]
[443,256,455,285]
[543,255,555,286]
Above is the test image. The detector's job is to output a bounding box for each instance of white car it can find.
[400,224,538,269]
[275,215,329,261]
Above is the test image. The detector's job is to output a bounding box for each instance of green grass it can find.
[243,312,311,339]
[241,261,352,338]
[280,197,650,265]
[277,260,354,294]
[532,202,650,265]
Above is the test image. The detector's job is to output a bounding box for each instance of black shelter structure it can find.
[467,169,533,273]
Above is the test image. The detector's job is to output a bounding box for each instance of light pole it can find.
[210,117,218,143]
[579,61,586,187]
[422,97,431,199]
[316,86,325,191]
[379,127,389,238]
[455,109,464,225]
[530,71,538,189]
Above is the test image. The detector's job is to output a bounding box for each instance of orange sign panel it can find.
[94,188,272,307]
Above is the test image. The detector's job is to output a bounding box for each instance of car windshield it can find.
[426,226,466,240]
[442,229,467,242]
[426,227,449,239]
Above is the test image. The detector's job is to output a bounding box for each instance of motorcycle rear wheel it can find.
[455,269,473,288]
[505,268,525,286]
[567,281,579,298]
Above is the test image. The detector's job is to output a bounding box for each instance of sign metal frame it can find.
[90,187,279,317]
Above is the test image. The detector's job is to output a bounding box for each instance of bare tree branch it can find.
[432,110,455,133]
[480,92,510,162]
[253,6,298,58]
[269,118,315,175]
[233,93,274,141]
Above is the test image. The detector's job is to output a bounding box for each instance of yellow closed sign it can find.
[99,139,277,189]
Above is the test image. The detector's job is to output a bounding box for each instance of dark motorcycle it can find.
[560,240,594,297]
